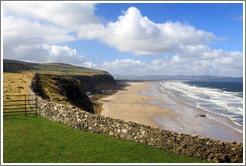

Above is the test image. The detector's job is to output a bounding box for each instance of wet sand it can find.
[101,81,243,143]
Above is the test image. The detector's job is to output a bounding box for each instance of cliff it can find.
[71,73,117,93]
[32,73,95,113]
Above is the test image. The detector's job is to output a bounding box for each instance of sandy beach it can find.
[101,81,243,143]
[101,82,177,128]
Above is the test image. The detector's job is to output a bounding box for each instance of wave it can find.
[159,81,243,129]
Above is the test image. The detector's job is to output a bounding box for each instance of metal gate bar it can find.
[3,95,37,116]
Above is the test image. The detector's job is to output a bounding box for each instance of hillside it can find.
[3,59,107,76]
[3,59,117,93]
[3,59,118,114]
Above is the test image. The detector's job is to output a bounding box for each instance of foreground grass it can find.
[3,115,210,163]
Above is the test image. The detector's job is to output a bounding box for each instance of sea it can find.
[157,80,244,133]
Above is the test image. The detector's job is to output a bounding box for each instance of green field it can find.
[3,115,210,163]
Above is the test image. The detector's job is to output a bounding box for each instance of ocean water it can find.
[158,80,244,132]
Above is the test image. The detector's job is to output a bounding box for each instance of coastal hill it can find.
[3,59,118,113]
[3,59,117,93]
[3,59,106,75]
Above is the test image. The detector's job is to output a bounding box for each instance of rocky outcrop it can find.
[29,73,243,163]
[31,73,50,100]
[52,76,94,113]
[71,73,117,94]
[32,73,94,113]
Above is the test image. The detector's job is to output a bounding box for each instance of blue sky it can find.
[2,2,244,77]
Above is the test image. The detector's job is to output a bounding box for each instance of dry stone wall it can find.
[29,73,243,163]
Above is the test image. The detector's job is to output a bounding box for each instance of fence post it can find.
[25,95,27,116]
[35,96,38,115]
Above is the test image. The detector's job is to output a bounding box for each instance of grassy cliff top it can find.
[3,59,108,76]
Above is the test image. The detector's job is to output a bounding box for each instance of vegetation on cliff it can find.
[34,73,94,113]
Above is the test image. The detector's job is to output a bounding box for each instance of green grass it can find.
[3,115,211,163]
[35,63,107,76]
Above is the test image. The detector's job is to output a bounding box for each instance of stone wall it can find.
[29,73,243,163]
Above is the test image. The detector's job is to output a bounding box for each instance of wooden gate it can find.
[3,95,37,116]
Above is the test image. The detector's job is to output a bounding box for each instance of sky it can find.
[2,2,244,77]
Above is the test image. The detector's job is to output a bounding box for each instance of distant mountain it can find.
[114,75,243,82]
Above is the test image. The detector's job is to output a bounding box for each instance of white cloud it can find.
[3,3,100,29]
[42,44,85,64]
[78,7,217,55]
[4,43,85,65]
[178,44,212,58]
[2,2,96,65]
[171,55,182,64]
[81,62,98,69]
[98,48,243,77]
[100,59,147,75]
[3,15,75,45]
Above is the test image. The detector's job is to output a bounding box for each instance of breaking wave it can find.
[159,81,243,130]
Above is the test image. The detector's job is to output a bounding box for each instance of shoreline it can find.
[100,81,243,143]
[144,82,243,142]
[101,82,173,128]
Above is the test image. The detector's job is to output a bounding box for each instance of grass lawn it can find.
[3,115,211,163]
